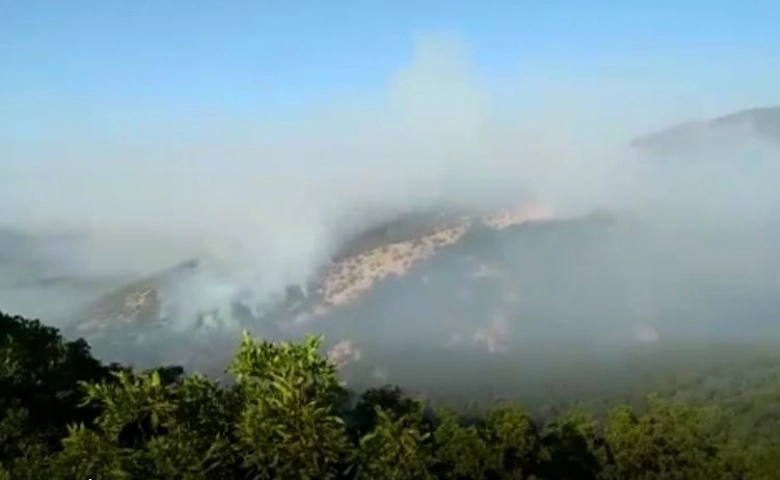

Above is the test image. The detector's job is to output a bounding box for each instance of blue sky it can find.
[2,1,780,303]
[4,1,780,131]
[3,1,780,218]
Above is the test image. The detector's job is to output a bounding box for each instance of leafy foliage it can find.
[1,310,779,479]
[0,311,114,472]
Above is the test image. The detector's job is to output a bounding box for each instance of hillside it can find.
[63,204,559,370]
[48,106,780,379]
[3,107,780,477]
[631,106,780,155]
[64,208,780,386]
[0,106,773,391]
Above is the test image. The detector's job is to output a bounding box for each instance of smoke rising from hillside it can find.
[1,33,779,337]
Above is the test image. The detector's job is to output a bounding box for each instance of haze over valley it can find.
[3,32,780,403]
[3,103,780,398]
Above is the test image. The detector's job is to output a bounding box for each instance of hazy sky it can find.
[3,1,780,353]
[2,1,780,294]
[4,1,780,137]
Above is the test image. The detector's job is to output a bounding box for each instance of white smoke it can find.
[1,32,779,335]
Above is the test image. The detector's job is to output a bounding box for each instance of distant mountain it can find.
[48,106,780,380]
[64,205,562,369]
[65,201,780,380]
[0,228,133,320]
[631,106,780,155]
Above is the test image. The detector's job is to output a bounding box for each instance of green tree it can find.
[538,411,612,480]
[432,408,494,480]
[350,384,426,437]
[0,311,113,473]
[480,404,543,479]
[3,309,778,479]
[229,333,351,480]
[54,369,209,479]
[353,406,434,480]
[604,395,748,480]
[52,424,129,480]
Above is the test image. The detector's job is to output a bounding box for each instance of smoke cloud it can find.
[1,32,779,344]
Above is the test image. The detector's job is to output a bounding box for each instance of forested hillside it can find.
[3,310,780,479]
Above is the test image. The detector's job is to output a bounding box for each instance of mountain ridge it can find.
[37,106,780,376]
[631,106,780,154]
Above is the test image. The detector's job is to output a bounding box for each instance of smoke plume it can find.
[1,32,779,340]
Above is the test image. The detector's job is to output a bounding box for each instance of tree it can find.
[1,310,776,479]
[0,311,113,471]
[350,384,426,437]
[604,395,748,480]
[479,404,543,479]
[228,333,351,480]
[353,407,434,480]
[538,411,612,480]
[432,407,494,479]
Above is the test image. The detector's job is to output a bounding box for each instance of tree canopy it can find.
[1,310,778,479]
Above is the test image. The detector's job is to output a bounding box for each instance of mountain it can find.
[64,205,567,370]
[631,106,780,155]
[44,106,780,381]
[67,202,780,382]
[0,228,134,321]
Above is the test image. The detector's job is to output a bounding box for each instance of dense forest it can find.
[2,310,780,479]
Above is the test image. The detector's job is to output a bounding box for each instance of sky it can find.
[3,1,780,138]
[2,1,780,285]
[2,1,780,338]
